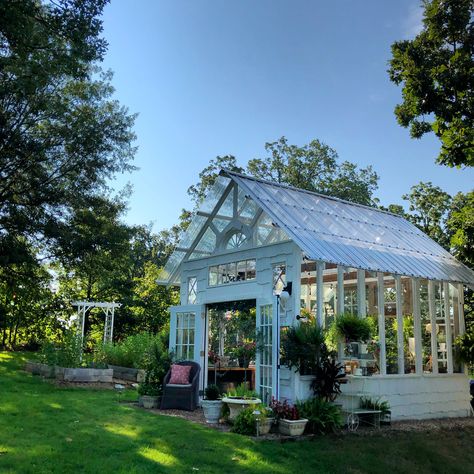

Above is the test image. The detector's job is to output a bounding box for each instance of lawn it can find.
[0,352,473,474]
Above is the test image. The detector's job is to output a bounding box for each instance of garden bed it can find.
[25,360,113,383]
[108,364,145,383]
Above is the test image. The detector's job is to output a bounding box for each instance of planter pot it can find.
[278,418,308,437]
[141,395,160,409]
[222,397,262,421]
[257,418,274,435]
[381,411,391,426]
[201,399,223,424]
[238,357,250,369]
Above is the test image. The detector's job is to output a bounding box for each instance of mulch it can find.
[130,403,474,441]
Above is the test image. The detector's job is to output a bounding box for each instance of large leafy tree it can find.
[0,0,136,274]
[190,137,379,207]
[388,0,474,167]
[402,181,452,247]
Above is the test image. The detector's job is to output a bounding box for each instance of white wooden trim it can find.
[357,269,366,317]
[377,272,386,376]
[428,280,438,374]
[337,266,344,315]
[443,282,453,374]
[316,261,324,326]
[395,275,404,375]
[412,278,423,375]
[457,283,465,334]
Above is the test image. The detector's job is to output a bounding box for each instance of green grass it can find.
[0,352,473,474]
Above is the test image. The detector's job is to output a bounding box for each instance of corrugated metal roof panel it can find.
[226,171,474,286]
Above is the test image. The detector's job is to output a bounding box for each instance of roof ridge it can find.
[221,168,402,218]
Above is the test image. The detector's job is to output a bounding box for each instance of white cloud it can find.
[402,3,424,39]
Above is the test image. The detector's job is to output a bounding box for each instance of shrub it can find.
[141,338,172,396]
[296,398,342,434]
[281,319,325,374]
[231,403,272,435]
[39,331,83,368]
[205,384,220,400]
[270,398,300,420]
[454,332,474,369]
[138,381,161,397]
[231,407,258,435]
[334,314,372,342]
[311,356,345,402]
[93,332,163,369]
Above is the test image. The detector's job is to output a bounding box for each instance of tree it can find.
[388,0,474,167]
[187,155,243,206]
[0,0,136,277]
[402,182,452,247]
[446,191,473,330]
[191,137,379,207]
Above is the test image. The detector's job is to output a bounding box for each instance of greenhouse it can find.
[158,170,473,420]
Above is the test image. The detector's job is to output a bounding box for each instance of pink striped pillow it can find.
[169,364,192,384]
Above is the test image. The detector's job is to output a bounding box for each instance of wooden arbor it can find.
[71,301,121,344]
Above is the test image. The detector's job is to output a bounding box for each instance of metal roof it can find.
[224,170,474,287]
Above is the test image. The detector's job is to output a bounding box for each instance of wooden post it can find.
[428,280,438,374]
[443,282,453,374]
[377,272,386,375]
[412,278,423,375]
[316,261,324,327]
[337,266,344,315]
[395,276,404,375]
[357,269,366,318]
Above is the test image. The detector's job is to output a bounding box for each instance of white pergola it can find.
[71,301,121,344]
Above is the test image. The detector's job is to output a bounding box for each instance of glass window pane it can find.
[209,266,218,286]
[236,260,247,281]
[384,274,398,374]
[401,277,415,374]
[246,260,256,280]
[419,279,433,373]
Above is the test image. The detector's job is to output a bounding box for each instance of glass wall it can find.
[343,268,358,316]
[383,274,398,374]
[449,283,463,373]
[433,282,448,373]
[299,259,465,377]
[419,279,433,373]
[401,277,415,374]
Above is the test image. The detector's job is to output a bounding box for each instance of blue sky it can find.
[101,0,473,232]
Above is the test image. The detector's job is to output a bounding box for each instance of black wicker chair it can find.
[160,361,201,411]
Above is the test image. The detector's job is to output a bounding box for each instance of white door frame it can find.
[256,298,278,403]
[169,304,206,392]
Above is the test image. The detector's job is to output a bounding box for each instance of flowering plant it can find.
[367,340,380,356]
[208,350,220,365]
[270,397,300,421]
[232,341,256,360]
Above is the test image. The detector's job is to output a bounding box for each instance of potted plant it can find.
[222,383,262,421]
[270,398,308,436]
[335,314,372,344]
[201,384,223,424]
[232,341,256,368]
[231,404,274,436]
[359,396,391,425]
[255,404,274,435]
[138,381,161,409]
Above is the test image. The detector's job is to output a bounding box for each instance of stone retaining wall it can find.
[25,361,113,383]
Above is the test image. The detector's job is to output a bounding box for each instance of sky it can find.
[101,0,473,232]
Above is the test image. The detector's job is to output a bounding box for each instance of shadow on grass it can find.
[1,352,474,474]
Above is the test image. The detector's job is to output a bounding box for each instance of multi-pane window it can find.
[175,312,195,360]
[208,259,256,286]
[259,304,273,404]
[187,277,197,304]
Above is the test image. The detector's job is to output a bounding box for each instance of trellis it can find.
[71,301,121,344]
